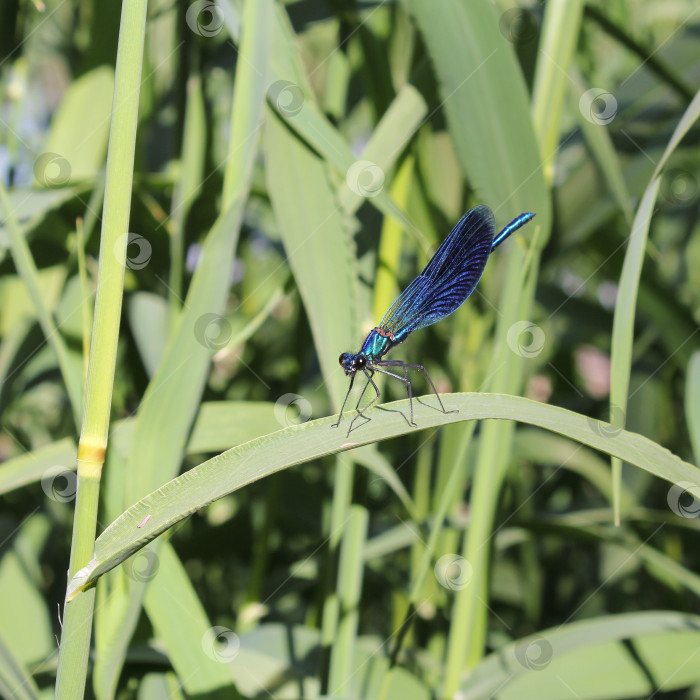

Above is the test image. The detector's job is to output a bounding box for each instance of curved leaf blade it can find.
[67,393,699,598]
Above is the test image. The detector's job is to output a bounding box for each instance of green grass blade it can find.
[42,66,113,183]
[264,108,360,407]
[570,70,633,224]
[584,5,696,103]
[404,0,549,221]
[610,88,700,524]
[67,392,699,595]
[125,0,271,523]
[54,1,149,697]
[169,74,206,319]
[143,542,239,698]
[531,0,584,184]
[0,437,76,496]
[652,88,700,179]
[219,0,423,241]
[687,352,700,463]
[512,429,635,508]
[0,634,41,700]
[373,155,414,323]
[127,292,168,378]
[327,505,369,696]
[609,180,660,525]
[0,183,82,422]
[440,0,575,683]
[339,84,427,214]
[459,611,700,699]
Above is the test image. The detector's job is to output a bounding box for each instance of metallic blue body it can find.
[492,212,535,249]
[360,329,394,361]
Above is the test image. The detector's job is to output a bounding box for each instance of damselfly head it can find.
[339,353,366,375]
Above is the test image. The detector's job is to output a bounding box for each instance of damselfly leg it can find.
[347,369,381,434]
[375,360,457,423]
[331,373,355,428]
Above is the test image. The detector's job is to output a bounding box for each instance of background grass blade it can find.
[338,84,427,215]
[404,0,549,221]
[609,180,660,524]
[531,0,585,182]
[687,352,700,463]
[264,108,360,407]
[610,88,700,524]
[400,4,551,685]
[459,611,700,699]
[0,438,76,495]
[142,542,239,698]
[92,1,272,696]
[0,634,41,700]
[0,183,82,422]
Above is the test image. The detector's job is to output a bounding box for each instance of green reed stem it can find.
[55,2,148,697]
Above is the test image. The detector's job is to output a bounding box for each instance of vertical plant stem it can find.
[55,1,148,697]
[320,455,355,691]
[443,2,575,690]
[169,73,205,324]
[531,0,584,183]
[327,505,368,696]
[372,155,414,322]
[76,217,92,386]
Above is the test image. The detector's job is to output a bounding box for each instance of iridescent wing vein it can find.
[378,205,496,341]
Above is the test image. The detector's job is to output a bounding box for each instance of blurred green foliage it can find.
[1,0,700,698]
